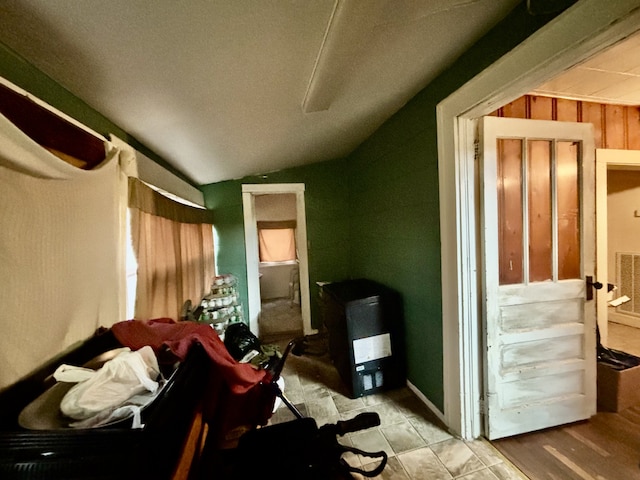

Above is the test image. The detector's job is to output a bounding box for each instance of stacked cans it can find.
[199,274,244,337]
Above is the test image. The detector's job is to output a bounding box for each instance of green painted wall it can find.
[0,1,561,413]
[345,129,443,407]
[200,158,351,326]
[202,3,560,411]
[343,3,559,409]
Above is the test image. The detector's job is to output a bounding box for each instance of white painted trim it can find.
[596,149,640,344]
[406,380,447,426]
[241,183,316,337]
[294,190,314,336]
[242,191,261,335]
[437,0,640,439]
[109,134,204,207]
[133,150,204,207]
[600,150,640,169]
[242,183,303,194]
[596,149,609,346]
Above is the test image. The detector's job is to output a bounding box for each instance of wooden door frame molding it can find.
[436,0,640,439]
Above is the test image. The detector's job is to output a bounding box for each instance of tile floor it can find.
[266,334,527,480]
[257,307,640,479]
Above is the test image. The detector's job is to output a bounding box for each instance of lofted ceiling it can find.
[0,0,524,185]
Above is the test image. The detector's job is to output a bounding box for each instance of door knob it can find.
[586,275,603,300]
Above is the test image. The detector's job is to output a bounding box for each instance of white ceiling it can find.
[0,0,522,185]
[531,29,640,106]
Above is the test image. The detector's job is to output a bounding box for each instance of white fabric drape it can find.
[0,112,124,390]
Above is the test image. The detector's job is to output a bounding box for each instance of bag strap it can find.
[338,445,388,477]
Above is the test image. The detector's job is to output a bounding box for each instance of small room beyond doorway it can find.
[254,193,303,342]
[606,166,640,357]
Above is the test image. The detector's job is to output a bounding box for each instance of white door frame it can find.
[242,183,314,337]
[436,0,640,439]
[596,149,640,343]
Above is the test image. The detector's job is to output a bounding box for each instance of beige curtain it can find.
[257,220,297,262]
[128,178,215,320]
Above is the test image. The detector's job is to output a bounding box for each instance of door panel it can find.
[481,116,596,440]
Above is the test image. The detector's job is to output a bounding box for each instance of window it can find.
[258,221,296,263]
[128,178,215,320]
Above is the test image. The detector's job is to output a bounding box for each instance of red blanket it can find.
[111,318,274,439]
[111,318,267,393]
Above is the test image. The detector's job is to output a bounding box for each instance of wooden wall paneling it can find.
[529,95,554,120]
[490,95,640,151]
[628,106,640,150]
[502,95,528,119]
[527,140,553,282]
[604,104,626,150]
[486,94,640,277]
[582,101,604,149]
[556,142,580,279]
[556,98,579,122]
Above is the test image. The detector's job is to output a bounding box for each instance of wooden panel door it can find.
[481,116,596,440]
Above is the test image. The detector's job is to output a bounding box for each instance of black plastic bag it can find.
[232,413,387,479]
[224,322,261,361]
[596,323,640,370]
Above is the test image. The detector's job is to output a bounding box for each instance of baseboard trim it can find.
[406,380,447,426]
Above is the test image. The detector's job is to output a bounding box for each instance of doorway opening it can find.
[598,149,640,357]
[437,1,640,441]
[255,193,303,341]
[242,183,314,340]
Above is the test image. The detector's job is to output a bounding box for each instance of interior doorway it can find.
[470,48,640,480]
[437,1,640,440]
[254,192,303,340]
[242,183,315,339]
[597,149,640,356]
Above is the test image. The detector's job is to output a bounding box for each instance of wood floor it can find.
[492,404,640,479]
[491,322,640,479]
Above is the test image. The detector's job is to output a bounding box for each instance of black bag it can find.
[223,322,261,361]
[232,413,387,479]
